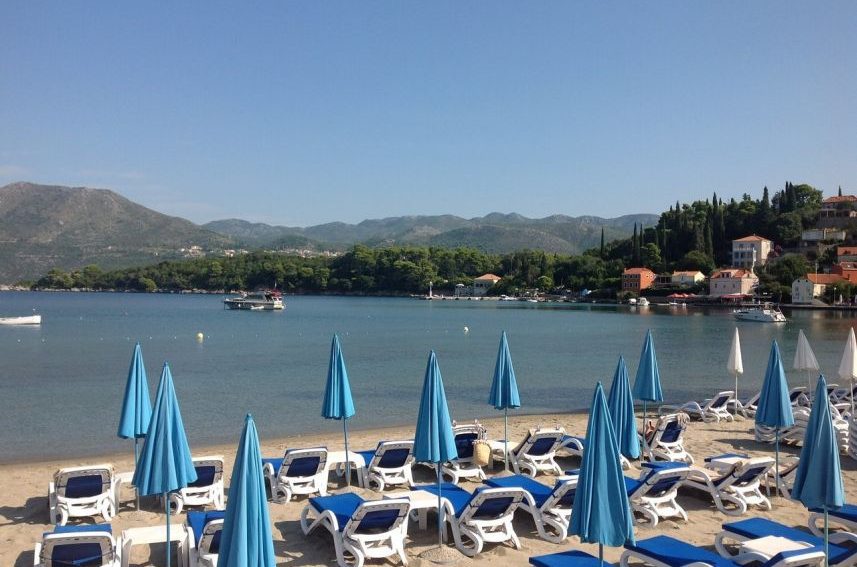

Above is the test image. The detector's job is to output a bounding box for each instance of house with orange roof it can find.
[671,270,705,287]
[792,273,845,304]
[831,263,857,284]
[709,268,759,297]
[622,267,656,294]
[838,246,857,262]
[472,273,502,296]
[731,235,772,268]
[821,195,857,218]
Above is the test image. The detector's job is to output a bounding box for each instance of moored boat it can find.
[0,314,42,325]
[734,303,786,323]
[223,290,284,310]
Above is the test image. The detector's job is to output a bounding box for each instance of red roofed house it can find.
[709,268,759,297]
[831,263,857,284]
[472,273,502,296]
[622,268,656,293]
[838,246,857,262]
[731,235,772,268]
[792,273,845,304]
[821,195,857,219]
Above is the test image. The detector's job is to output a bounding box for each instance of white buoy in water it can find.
[463,326,469,334]
[196,332,204,341]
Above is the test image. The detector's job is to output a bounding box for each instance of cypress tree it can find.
[600,227,605,258]
[840,186,843,197]
[632,224,638,265]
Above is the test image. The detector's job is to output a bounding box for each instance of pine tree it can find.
[600,227,605,258]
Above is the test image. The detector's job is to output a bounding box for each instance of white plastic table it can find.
[740,535,810,558]
[121,524,188,567]
[326,450,367,487]
[705,455,745,473]
[385,489,441,532]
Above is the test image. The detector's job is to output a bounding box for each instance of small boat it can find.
[627,298,637,305]
[734,303,787,323]
[0,314,41,325]
[223,290,284,310]
[638,297,650,307]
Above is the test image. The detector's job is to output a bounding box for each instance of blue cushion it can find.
[64,475,106,499]
[310,493,365,532]
[626,535,734,567]
[561,435,586,449]
[711,394,731,408]
[286,456,322,478]
[530,550,614,567]
[723,518,853,565]
[485,474,552,508]
[377,448,410,468]
[455,433,478,459]
[188,465,217,488]
[49,524,112,536]
[472,496,515,519]
[356,450,376,467]
[418,483,474,517]
[713,464,768,488]
[50,542,105,567]
[821,503,857,522]
[641,461,688,471]
[528,437,558,457]
[353,508,402,535]
[188,510,225,551]
[261,457,283,472]
[624,476,645,495]
[660,422,683,443]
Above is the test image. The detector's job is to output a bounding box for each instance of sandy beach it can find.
[3,412,855,567]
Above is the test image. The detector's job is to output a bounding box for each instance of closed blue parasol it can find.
[571,382,635,565]
[414,351,458,551]
[488,331,521,471]
[607,355,640,460]
[117,342,152,508]
[321,334,356,485]
[792,375,846,567]
[218,414,276,567]
[133,363,197,567]
[755,340,795,496]
[633,330,663,425]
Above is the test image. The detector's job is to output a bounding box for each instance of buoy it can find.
[196,332,204,341]
[463,326,469,334]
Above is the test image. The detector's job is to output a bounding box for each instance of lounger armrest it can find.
[829,532,857,546]
[33,542,41,567]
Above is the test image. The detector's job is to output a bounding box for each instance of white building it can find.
[791,274,843,304]
[671,271,704,287]
[731,235,772,268]
[709,268,758,297]
[472,274,502,296]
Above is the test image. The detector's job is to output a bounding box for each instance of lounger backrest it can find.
[282,448,327,478]
[543,478,578,512]
[708,392,733,410]
[516,428,565,457]
[653,415,687,445]
[715,458,774,488]
[345,499,410,537]
[198,518,224,555]
[460,487,525,523]
[371,441,413,470]
[41,532,115,567]
[55,466,113,499]
[640,467,689,498]
[452,424,484,460]
[188,456,224,489]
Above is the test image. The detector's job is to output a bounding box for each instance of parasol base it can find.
[419,545,459,564]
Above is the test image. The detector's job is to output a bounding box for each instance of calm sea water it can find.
[2,291,857,463]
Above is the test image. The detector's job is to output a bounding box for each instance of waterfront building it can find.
[621,267,656,293]
[472,273,502,296]
[731,235,772,268]
[791,273,843,304]
[671,270,704,287]
[709,268,758,297]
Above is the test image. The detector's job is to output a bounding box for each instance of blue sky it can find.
[1,2,854,226]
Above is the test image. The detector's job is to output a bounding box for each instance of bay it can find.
[1,291,856,463]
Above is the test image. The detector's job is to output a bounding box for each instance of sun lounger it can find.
[441,422,488,484]
[492,427,566,477]
[300,493,410,567]
[640,413,693,465]
[660,391,734,423]
[559,434,632,470]
[169,455,225,515]
[531,550,616,567]
[763,455,799,498]
[262,447,328,502]
[731,391,760,418]
[809,504,857,538]
[49,465,117,526]
[715,518,857,567]
[683,456,774,516]
[35,524,120,567]
[184,510,224,567]
[418,483,526,557]
[623,534,825,567]
[625,461,691,527]
[485,474,577,543]
[356,441,415,491]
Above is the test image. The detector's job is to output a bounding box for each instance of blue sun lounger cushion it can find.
[809,503,857,536]
[530,549,614,567]
[38,524,117,567]
[485,473,577,543]
[187,510,225,552]
[625,535,826,567]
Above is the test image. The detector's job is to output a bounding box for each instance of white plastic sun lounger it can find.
[660,391,734,423]
[262,447,328,502]
[683,456,774,516]
[442,422,489,484]
[35,524,121,567]
[640,413,693,465]
[49,464,118,526]
[169,455,225,515]
[492,427,566,477]
[184,510,224,567]
[356,441,415,492]
[485,474,577,543]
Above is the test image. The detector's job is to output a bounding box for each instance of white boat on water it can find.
[734,304,787,323]
[638,297,650,306]
[0,314,41,325]
[223,290,284,310]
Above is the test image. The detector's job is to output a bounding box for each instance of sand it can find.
[2,412,856,567]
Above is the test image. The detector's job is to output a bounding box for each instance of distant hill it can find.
[203,212,658,255]
[0,182,232,282]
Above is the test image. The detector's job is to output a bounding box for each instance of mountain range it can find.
[0,182,657,283]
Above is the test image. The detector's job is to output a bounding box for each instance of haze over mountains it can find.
[0,182,657,283]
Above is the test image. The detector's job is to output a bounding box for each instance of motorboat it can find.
[734,304,787,323]
[637,297,650,306]
[223,290,284,310]
[0,314,41,325]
